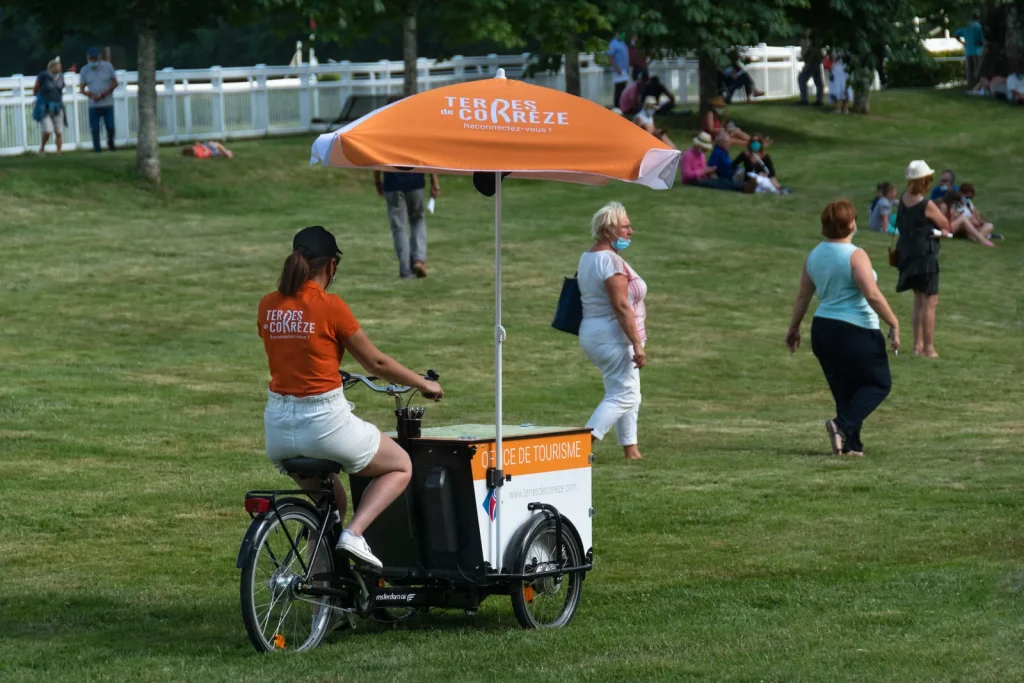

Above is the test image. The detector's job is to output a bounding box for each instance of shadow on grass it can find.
[7,590,519,658]
[661,103,829,147]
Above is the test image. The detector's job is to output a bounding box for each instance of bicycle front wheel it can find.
[240,503,335,652]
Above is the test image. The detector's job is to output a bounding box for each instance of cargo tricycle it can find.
[237,371,594,652]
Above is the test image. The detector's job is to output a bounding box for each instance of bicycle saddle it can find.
[280,457,343,476]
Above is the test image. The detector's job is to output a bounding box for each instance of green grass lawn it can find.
[1,89,1022,682]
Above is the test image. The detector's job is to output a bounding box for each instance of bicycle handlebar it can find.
[341,369,439,396]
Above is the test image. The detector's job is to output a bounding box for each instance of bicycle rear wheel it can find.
[240,503,335,652]
[510,517,584,629]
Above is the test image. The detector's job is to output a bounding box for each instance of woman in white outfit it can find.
[577,202,648,461]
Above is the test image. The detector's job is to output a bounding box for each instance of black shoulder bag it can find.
[551,272,583,335]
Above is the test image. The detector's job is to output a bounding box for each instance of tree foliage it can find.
[3,0,252,183]
[790,0,918,112]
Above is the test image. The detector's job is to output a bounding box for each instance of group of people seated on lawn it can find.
[681,128,789,194]
[617,53,788,194]
[869,169,1004,246]
[967,58,1024,105]
[676,96,789,193]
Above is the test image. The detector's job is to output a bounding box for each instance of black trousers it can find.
[810,317,892,452]
[613,81,627,109]
[720,71,756,102]
[798,62,823,104]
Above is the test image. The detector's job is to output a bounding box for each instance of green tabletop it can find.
[386,423,589,442]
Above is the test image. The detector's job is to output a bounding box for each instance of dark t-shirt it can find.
[707,147,735,179]
[734,152,776,178]
[642,80,670,102]
[381,172,425,193]
[930,184,958,201]
[36,71,65,103]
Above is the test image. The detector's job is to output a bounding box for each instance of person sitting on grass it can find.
[702,96,771,149]
[183,141,233,159]
[958,182,1003,240]
[642,75,677,115]
[969,74,1008,98]
[974,65,1024,103]
[633,96,675,147]
[929,168,957,201]
[732,134,789,193]
[618,70,648,117]
[1008,62,1024,105]
[719,51,765,103]
[708,131,740,183]
[869,181,898,233]
[681,132,742,191]
[936,190,994,247]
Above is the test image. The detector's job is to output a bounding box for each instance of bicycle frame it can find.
[237,488,339,585]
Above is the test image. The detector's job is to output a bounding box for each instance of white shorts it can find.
[264,387,381,475]
[40,112,63,135]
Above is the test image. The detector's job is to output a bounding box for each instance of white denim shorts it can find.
[264,387,381,475]
[40,112,64,135]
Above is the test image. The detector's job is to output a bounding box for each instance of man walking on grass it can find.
[79,47,118,152]
[374,169,440,279]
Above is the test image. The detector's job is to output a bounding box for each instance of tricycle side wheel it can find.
[239,503,336,652]
[510,516,584,629]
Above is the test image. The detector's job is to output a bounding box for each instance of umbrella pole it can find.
[493,171,504,571]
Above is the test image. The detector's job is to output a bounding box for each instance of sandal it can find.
[824,419,844,456]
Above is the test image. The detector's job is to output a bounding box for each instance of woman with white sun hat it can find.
[894,160,951,359]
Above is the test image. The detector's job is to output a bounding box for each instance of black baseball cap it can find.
[292,225,342,260]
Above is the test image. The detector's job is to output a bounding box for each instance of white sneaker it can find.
[336,529,382,570]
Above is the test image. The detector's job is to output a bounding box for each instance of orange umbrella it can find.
[310,71,679,187]
[310,71,679,569]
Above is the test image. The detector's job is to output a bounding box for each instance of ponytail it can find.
[278,249,310,296]
[277,248,332,296]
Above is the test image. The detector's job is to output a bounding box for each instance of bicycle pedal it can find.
[336,551,382,575]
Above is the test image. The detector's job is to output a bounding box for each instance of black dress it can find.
[895,194,940,295]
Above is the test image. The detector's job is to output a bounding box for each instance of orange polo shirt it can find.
[257,280,361,397]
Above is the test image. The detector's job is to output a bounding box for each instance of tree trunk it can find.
[402,6,418,97]
[1006,3,1023,68]
[564,50,581,96]
[698,55,719,115]
[979,0,1006,78]
[852,67,873,114]
[135,20,160,185]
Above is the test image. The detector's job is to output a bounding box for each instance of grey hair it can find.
[590,201,628,242]
[47,57,61,71]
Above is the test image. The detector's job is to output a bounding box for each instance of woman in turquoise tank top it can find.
[786,200,900,457]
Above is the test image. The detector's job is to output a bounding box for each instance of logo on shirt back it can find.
[264,308,315,339]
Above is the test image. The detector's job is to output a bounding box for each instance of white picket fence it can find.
[0,46,812,156]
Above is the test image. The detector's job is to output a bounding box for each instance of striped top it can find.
[624,260,648,342]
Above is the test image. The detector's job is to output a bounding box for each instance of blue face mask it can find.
[750,141,762,152]
[613,237,631,251]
